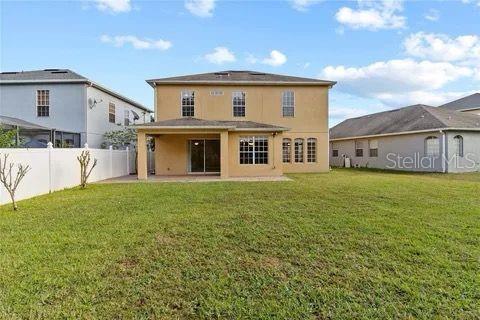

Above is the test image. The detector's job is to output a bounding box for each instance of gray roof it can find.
[146,70,336,87]
[330,104,480,140]
[0,69,151,112]
[135,117,289,131]
[438,93,480,111]
[0,115,51,130]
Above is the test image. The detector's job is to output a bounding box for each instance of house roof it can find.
[0,115,52,130]
[330,104,480,140]
[0,69,152,112]
[135,117,289,132]
[438,93,480,112]
[146,70,336,87]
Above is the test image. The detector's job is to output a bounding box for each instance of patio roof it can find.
[0,115,52,130]
[134,118,289,132]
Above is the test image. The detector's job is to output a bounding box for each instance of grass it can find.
[0,169,479,319]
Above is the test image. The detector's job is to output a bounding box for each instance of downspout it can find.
[440,130,447,173]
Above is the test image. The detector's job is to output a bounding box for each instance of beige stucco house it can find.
[135,71,336,179]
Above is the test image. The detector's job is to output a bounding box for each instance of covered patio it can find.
[135,118,288,180]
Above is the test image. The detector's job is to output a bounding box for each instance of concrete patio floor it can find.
[96,174,292,184]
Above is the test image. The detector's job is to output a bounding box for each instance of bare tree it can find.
[0,154,30,210]
[77,150,98,189]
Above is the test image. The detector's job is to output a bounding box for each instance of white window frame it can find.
[124,109,130,126]
[307,138,317,163]
[181,90,195,117]
[36,90,50,117]
[239,136,269,165]
[109,102,116,123]
[369,139,378,157]
[282,138,292,163]
[355,140,364,157]
[453,135,464,157]
[232,91,246,117]
[282,91,295,117]
[294,138,304,163]
[425,136,440,157]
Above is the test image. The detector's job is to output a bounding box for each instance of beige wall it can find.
[153,131,284,177]
[154,84,330,173]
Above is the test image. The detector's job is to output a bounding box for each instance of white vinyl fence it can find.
[0,144,154,205]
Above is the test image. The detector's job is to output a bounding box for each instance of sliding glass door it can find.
[189,139,220,173]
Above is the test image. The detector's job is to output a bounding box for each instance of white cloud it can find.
[404,32,480,63]
[95,0,131,13]
[424,9,440,21]
[204,47,236,64]
[330,107,372,120]
[100,35,172,50]
[461,0,480,7]
[185,0,215,17]
[291,0,322,12]
[335,0,406,31]
[321,59,473,106]
[245,53,258,64]
[262,50,287,67]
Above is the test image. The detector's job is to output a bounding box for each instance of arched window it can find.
[307,138,317,163]
[282,138,291,163]
[294,138,304,163]
[425,136,440,157]
[453,135,464,157]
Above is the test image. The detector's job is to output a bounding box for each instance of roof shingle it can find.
[438,93,480,111]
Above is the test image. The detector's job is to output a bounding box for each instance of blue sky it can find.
[1,0,479,125]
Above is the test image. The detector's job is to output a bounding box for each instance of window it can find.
[282,91,295,117]
[307,138,317,163]
[109,103,116,123]
[37,90,50,117]
[425,136,440,157]
[453,135,464,157]
[124,110,130,126]
[294,138,304,163]
[369,139,378,157]
[232,91,246,117]
[282,138,291,163]
[355,141,364,157]
[332,149,339,157]
[181,90,195,117]
[239,136,268,164]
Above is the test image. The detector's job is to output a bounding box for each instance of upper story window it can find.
[425,136,440,157]
[37,90,50,117]
[282,91,295,117]
[124,110,130,126]
[307,138,317,163]
[453,135,464,157]
[232,91,246,117]
[294,138,304,163]
[369,139,378,157]
[355,141,364,157]
[282,138,291,163]
[109,103,116,123]
[239,136,268,164]
[181,90,195,117]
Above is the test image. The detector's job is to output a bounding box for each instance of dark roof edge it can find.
[145,79,336,88]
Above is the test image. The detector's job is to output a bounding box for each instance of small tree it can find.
[0,154,30,210]
[77,150,97,188]
[0,128,17,148]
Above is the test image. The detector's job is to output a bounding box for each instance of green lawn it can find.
[0,169,479,319]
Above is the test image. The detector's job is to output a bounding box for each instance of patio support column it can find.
[137,131,148,180]
[220,131,229,178]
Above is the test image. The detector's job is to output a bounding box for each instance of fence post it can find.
[109,145,113,178]
[47,142,53,193]
[126,146,130,175]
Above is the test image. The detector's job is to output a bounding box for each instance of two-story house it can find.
[135,71,335,179]
[0,69,152,148]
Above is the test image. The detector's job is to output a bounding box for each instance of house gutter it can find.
[440,130,447,173]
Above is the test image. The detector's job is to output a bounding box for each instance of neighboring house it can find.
[0,69,151,148]
[135,70,336,179]
[438,92,480,116]
[330,97,480,173]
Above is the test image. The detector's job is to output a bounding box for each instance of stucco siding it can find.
[86,86,148,148]
[330,132,448,172]
[0,83,86,134]
[446,131,480,173]
[154,84,329,174]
